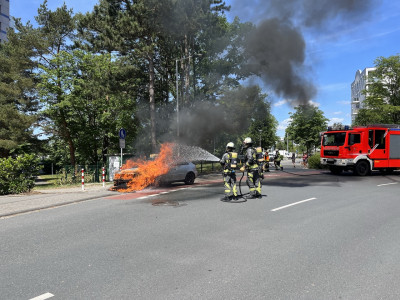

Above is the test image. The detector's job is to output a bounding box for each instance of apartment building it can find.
[351,67,376,124]
[0,0,10,42]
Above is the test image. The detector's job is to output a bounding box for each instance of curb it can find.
[0,192,113,218]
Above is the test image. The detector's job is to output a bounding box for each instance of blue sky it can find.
[11,0,400,137]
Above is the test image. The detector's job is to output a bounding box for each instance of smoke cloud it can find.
[174,86,266,146]
[245,18,316,104]
[263,0,375,29]
[232,0,375,105]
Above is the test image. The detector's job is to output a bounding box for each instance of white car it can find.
[157,162,198,185]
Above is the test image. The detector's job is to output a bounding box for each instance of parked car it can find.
[113,161,198,188]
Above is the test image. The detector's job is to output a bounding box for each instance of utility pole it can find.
[286,132,289,153]
[176,59,179,137]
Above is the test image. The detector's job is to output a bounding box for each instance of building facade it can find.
[0,0,10,42]
[351,67,376,124]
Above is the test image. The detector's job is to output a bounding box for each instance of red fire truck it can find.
[320,124,400,175]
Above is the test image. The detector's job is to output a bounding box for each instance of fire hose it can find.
[236,170,248,202]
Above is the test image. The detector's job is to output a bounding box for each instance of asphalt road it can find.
[1,168,400,299]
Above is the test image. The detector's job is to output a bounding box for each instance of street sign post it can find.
[119,128,126,168]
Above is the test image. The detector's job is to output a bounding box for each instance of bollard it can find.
[102,167,105,188]
[81,168,84,191]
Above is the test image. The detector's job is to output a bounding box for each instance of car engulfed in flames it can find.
[112,143,198,192]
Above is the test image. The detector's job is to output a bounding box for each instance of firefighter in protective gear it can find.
[274,150,282,170]
[220,142,239,201]
[240,137,262,199]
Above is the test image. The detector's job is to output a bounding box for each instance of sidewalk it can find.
[0,183,116,218]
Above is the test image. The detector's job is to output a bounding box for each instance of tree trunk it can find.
[57,74,76,167]
[61,116,76,166]
[148,52,157,153]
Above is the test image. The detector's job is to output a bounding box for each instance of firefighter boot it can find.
[247,192,258,199]
[221,195,231,202]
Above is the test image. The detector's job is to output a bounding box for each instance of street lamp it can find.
[176,58,179,137]
[286,132,289,153]
[259,129,262,147]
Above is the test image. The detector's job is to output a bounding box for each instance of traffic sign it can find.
[119,128,126,139]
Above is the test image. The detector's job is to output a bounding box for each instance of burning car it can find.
[112,143,201,191]
[113,161,198,190]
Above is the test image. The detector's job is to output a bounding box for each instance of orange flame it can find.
[114,143,174,192]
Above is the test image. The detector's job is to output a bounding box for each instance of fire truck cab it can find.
[320,124,400,175]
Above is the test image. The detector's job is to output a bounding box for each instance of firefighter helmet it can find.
[226,142,235,149]
[243,137,252,145]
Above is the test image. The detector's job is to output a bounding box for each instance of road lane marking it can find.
[271,198,317,212]
[377,182,397,187]
[29,293,54,300]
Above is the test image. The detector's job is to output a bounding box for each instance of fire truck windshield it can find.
[323,132,346,146]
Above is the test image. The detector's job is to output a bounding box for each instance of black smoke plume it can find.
[232,0,375,105]
[244,18,316,104]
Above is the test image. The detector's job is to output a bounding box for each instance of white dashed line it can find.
[271,198,317,212]
[377,182,398,187]
[29,293,54,300]
[135,187,190,199]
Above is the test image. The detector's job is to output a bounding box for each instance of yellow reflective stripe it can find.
[256,182,261,193]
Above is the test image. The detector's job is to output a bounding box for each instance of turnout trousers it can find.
[246,169,262,197]
[223,172,238,198]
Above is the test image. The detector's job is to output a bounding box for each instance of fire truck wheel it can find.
[184,172,196,185]
[329,166,343,175]
[354,160,370,176]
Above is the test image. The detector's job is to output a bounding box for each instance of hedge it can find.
[308,153,328,169]
[0,154,40,195]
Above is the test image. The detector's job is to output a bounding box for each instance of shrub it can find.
[307,153,326,169]
[0,154,40,195]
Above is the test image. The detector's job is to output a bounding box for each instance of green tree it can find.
[78,0,237,153]
[79,0,170,152]
[286,104,328,154]
[0,21,39,157]
[355,54,400,125]
[218,85,278,151]
[38,50,138,165]
[33,1,78,165]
